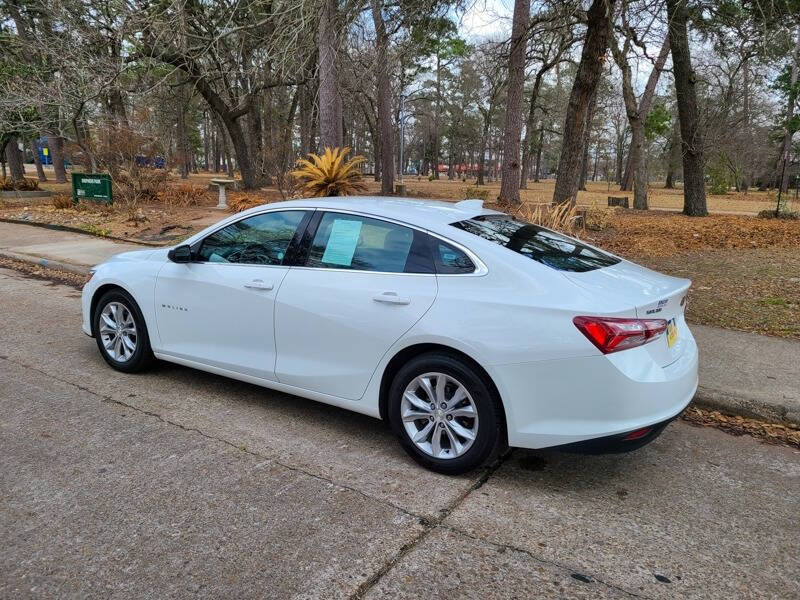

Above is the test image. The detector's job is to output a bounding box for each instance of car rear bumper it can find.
[550,412,682,454]
[492,328,698,450]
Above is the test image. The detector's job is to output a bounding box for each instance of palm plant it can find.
[291,147,367,197]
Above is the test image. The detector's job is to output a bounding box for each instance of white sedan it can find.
[82,197,698,474]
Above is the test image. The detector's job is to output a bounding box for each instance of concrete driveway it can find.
[1,267,798,599]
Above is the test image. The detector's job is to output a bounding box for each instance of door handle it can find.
[244,279,274,291]
[373,291,410,305]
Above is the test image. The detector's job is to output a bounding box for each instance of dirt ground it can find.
[4,170,798,339]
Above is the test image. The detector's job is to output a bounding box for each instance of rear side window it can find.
[433,240,475,274]
[452,215,620,272]
[306,213,434,273]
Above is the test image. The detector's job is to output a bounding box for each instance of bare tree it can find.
[553,0,617,205]
[666,0,707,216]
[370,0,394,194]
[777,24,800,195]
[609,15,670,209]
[318,0,344,150]
[498,0,530,204]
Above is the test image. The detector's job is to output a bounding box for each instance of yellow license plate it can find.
[667,319,678,348]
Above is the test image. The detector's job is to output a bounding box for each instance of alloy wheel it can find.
[401,372,479,459]
[99,302,137,362]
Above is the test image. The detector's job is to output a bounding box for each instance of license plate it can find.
[667,319,678,348]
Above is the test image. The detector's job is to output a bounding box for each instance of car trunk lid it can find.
[564,261,691,367]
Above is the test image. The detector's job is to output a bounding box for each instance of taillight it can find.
[573,316,667,354]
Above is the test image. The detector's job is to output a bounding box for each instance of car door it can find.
[274,211,438,400]
[154,209,310,381]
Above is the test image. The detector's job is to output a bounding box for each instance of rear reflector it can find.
[623,427,652,441]
[573,316,668,354]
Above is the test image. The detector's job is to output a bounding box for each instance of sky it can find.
[460,0,512,40]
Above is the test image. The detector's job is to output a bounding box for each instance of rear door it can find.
[274,211,437,400]
[154,209,310,380]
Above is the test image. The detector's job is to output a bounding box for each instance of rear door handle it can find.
[373,291,410,305]
[244,279,274,291]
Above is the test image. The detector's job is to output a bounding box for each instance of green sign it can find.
[72,173,113,204]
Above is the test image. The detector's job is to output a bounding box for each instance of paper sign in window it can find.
[321,219,362,266]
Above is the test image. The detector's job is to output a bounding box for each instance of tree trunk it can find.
[48,135,67,183]
[611,33,670,208]
[370,0,394,195]
[534,125,544,181]
[664,117,681,188]
[552,0,616,205]
[177,86,189,179]
[29,138,46,181]
[317,0,343,150]
[667,0,707,216]
[299,83,313,156]
[520,72,544,190]
[498,0,529,204]
[203,111,210,171]
[777,25,800,195]
[578,87,599,192]
[5,137,25,181]
[629,122,648,208]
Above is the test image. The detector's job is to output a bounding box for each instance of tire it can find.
[388,352,503,475]
[93,288,154,373]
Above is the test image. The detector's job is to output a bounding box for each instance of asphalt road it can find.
[1,267,798,599]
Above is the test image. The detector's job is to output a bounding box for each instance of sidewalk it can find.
[2,220,798,426]
[0,220,145,275]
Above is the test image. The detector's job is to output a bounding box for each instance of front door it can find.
[274,211,438,399]
[155,210,309,380]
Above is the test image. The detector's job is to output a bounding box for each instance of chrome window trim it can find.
[301,208,488,277]
[184,205,488,276]
[189,207,314,268]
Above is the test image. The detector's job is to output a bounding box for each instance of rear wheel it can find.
[93,289,154,373]
[388,352,503,475]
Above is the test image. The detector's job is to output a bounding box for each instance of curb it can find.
[693,386,799,427]
[0,249,90,276]
[0,217,162,247]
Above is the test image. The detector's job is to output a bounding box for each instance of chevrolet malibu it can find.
[82,197,698,474]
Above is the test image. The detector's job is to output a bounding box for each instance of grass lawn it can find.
[4,171,798,339]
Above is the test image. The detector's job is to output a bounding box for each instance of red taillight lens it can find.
[573,316,668,354]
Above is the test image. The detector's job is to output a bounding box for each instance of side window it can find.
[198,211,306,265]
[306,213,433,273]
[433,240,475,274]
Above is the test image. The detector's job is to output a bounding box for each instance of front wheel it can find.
[388,352,503,475]
[93,289,154,373]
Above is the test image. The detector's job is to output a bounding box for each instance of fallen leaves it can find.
[586,210,800,258]
[683,406,800,449]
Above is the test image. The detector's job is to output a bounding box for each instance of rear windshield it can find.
[452,215,620,272]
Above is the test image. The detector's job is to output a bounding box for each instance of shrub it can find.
[159,183,212,207]
[0,177,40,191]
[583,200,617,231]
[228,193,264,213]
[707,161,730,195]
[291,147,366,197]
[758,209,799,220]
[510,201,581,236]
[52,194,73,209]
[461,185,490,202]
[112,168,167,204]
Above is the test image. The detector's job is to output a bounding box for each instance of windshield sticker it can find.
[321,219,362,266]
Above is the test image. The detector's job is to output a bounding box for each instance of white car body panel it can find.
[82,196,699,450]
[274,267,437,399]
[154,261,291,381]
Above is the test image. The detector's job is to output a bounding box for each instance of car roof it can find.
[236,196,503,231]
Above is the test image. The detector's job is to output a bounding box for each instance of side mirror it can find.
[168,244,193,263]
